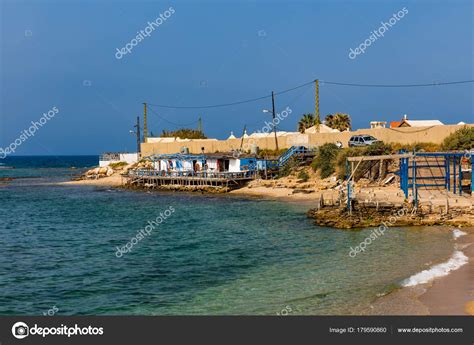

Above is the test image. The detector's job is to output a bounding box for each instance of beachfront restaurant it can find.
[147,153,257,178]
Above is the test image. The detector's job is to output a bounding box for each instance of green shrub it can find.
[441,126,474,151]
[391,142,441,153]
[109,161,128,169]
[278,157,298,178]
[297,169,309,182]
[335,147,365,180]
[311,143,340,178]
[161,128,207,139]
[257,148,288,158]
[335,142,393,180]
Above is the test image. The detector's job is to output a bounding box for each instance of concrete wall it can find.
[99,152,138,167]
[141,124,473,156]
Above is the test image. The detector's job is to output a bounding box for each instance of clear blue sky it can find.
[1,0,472,155]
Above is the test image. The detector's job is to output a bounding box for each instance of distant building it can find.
[370,121,387,129]
[389,120,402,128]
[390,115,444,128]
[248,131,291,138]
[397,119,444,127]
[99,152,138,167]
[148,153,257,174]
[304,124,340,133]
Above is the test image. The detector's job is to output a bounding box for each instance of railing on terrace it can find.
[128,169,256,180]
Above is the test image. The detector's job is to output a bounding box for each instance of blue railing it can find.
[265,146,316,169]
[129,169,256,179]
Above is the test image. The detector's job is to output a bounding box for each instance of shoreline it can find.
[59,174,125,187]
[366,228,474,315]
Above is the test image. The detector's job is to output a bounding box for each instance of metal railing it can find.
[265,146,317,169]
[128,169,256,179]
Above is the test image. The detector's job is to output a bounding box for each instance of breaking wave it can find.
[401,250,468,287]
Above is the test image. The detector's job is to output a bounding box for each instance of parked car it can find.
[348,135,379,147]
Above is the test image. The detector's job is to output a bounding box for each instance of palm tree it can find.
[298,114,315,133]
[324,114,335,128]
[324,113,351,131]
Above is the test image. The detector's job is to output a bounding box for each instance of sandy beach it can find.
[60,174,124,187]
[367,227,474,315]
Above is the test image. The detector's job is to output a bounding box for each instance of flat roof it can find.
[146,152,257,160]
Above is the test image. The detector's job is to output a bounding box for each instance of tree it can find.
[311,143,340,178]
[325,113,351,131]
[161,128,207,139]
[298,114,315,133]
[441,126,474,151]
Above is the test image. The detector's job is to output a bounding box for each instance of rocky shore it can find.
[307,202,474,229]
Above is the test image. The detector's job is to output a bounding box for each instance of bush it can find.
[257,148,288,158]
[161,128,207,139]
[391,142,441,153]
[311,143,340,178]
[362,141,392,156]
[335,142,393,180]
[278,157,299,178]
[109,161,128,169]
[441,126,474,151]
[297,169,309,182]
[335,147,365,180]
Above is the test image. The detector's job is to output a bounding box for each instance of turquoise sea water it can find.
[0,156,456,315]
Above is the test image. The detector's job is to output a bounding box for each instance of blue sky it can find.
[0,0,472,155]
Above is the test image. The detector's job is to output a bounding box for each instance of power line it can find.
[146,78,474,109]
[146,81,315,110]
[322,80,474,87]
[147,106,199,127]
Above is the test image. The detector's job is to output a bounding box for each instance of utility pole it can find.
[315,79,321,132]
[143,102,148,142]
[239,125,247,151]
[197,116,202,133]
[134,116,141,157]
[271,91,279,151]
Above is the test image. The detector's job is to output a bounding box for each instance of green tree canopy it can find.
[324,113,351,131]
[298,113,315,133]
[441,126,474,151]
[161,128,207,139]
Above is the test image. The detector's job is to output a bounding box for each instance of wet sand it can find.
[367,228,474,315]
[60,174,124,187]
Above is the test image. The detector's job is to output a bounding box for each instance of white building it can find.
[99,152,139,167]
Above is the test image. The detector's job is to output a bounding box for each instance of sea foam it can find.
[401,250,468,287]
[452,229,467,239]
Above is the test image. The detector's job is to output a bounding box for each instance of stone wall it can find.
[141,124,473,156]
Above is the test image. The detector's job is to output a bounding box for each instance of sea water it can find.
[0,156,458,315]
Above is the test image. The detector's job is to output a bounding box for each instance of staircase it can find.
[264,146,316,170]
